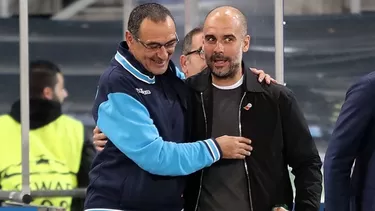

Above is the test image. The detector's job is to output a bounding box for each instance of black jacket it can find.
[184,66,323,211]
[1,98,95,211]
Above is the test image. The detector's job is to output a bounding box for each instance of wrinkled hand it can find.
[215,135,253,159]
[93,126,108,152]
[250,67,277,85]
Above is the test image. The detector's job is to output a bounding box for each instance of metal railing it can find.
[26,189,87,198]
[0,189,87,203]
[0,0,32,206]
[0,191,32,204]
[0,1,87,208]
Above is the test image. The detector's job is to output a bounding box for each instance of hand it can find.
[93,126,108,152]
[250,67,277,85]
[215,135,253,159]
[272,207,288,211]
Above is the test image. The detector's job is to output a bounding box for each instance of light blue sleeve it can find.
[97,92,221,176]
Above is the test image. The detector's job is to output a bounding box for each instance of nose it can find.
[213,42,224,53]
[157,46,169,60]
[63,88,68,98]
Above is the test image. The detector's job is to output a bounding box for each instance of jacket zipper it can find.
[239,92,254,211]
[194,92,207,211]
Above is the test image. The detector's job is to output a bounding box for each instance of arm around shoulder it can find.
[94,71,221,176]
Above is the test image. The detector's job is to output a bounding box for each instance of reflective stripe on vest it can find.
[0,114,84,211]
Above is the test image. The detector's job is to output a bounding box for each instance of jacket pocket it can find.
[120,170,185,209]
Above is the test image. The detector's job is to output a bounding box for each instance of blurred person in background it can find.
[324,71,375,211]
[93,26,275,151]
[0,60,95,211]
[180,26,207,78]
[182,6,322,211]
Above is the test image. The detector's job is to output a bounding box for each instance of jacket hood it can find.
[9,98,62,129]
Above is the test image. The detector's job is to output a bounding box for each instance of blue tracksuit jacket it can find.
[84,42,221,211]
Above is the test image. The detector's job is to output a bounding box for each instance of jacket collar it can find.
[9,98,62,129]
[186,61,265,93]
[115,41,180,84]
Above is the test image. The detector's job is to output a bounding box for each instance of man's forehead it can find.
[55,73,64,86]
[56,72,64,80]
[140,31,177,43]
[205,7,242,25]
[138,17,177,41]
[191,32,203,47]
[204,26,239,37]
[203,11,242,36]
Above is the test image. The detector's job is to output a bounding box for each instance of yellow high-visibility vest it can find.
[0,114,84,211]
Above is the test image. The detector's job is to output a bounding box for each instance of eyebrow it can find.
[165,38,178,44]
[146,37,178,45]
[223,34,236,38]
[204,34,237,38]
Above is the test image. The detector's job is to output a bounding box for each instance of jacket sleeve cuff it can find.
[211,138,223,159]
[202,138,222,162]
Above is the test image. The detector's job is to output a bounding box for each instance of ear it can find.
[42,87,54,100]
[125,30,135,46]
[242,35,251,52]
[179,55,189,77]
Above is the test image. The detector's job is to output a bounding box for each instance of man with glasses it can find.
[180,27,207,78]
[84,3,253,211]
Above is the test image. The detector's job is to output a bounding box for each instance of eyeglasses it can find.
[133,33,179,51]
[185,47,205,59]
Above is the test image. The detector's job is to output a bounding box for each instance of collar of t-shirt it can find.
[212,75,244,90]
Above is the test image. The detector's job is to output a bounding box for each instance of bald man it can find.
[179,26,271,79]
[183,6,322,211]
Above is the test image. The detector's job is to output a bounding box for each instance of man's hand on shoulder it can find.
[250,67,279,85]
[93,126,108,152]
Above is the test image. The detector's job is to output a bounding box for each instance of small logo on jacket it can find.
[136,88,151,95]
[243,103,252,110]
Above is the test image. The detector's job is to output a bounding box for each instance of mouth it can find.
[213,59,229,67]
[151,59,166,67]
